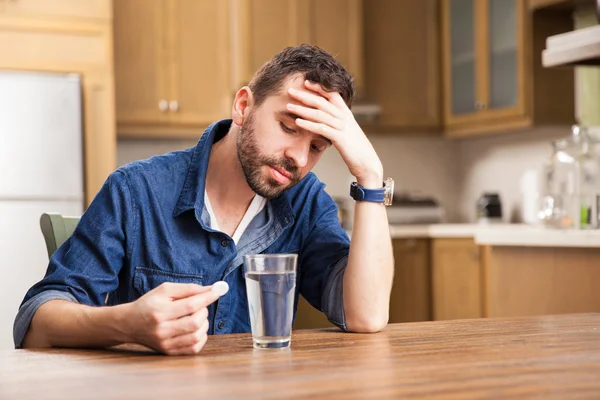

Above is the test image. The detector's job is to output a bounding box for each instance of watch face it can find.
[383,177,394,206]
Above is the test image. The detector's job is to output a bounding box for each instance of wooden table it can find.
[2,313,600,399]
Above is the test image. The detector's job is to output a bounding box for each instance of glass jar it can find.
[579,128,600,229]
[539,138,573,228]
[540,125,600,229]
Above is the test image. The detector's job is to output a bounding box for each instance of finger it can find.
[166,333,209,356]
[295,118,339,142]
[304,80,348,110]
[166,289,220,320]
[288,87,342,119]
[162,317,210,352]
[287,103,343,131]
[158,282,212,300]
[161,307,209,337]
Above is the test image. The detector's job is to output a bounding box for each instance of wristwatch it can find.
[349,177,394,206]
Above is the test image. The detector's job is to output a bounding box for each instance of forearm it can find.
[343,181,394,333]
[22,299,132,349]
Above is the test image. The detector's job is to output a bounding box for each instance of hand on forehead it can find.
[284,74,328,103]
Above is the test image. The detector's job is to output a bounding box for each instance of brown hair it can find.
[248,43,355,108]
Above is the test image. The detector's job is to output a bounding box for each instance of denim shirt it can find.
[13,119,350,347]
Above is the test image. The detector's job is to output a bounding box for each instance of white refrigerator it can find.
[0,71,84,349]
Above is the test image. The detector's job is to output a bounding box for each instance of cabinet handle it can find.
[169,100,179,112]
[158,100,168,112]
[474,102,489,111]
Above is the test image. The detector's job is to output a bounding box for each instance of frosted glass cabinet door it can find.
[488,0,518,110]
[449,0,476,116]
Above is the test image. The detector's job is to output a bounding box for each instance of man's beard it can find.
[236,113,301,199]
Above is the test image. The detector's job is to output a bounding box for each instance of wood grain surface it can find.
[2,314,600,399]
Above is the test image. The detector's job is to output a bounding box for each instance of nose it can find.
[284,139,310,170]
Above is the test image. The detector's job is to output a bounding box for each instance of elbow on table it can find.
[345,313,388,333]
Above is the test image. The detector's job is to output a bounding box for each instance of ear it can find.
[232,86,254,126]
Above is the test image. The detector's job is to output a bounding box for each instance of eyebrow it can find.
[277,110,333,146]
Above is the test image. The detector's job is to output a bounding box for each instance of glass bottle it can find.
[578,127,600,229]
[540,139,572,228]
[543,125,600,229]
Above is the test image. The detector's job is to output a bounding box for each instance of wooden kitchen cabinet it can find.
[231,0,363,94]
[115,0,363,138]
[165,0,232,127]
[389,238,432,323]
[113,0,167,128]
[486,245,600,317]
[309,0,364,96]
[294,237,432,329]
[441,0,574,137]
[293,296,335,330]
[230,0,311,90]
[363,0,442,132]
[1,0,111,21]
[431,238,484,320]
[114,0,231,137]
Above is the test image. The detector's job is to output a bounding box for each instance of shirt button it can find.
[217,321,225,330]
[221,239,229,247]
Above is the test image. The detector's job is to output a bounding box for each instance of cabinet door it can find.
[293,296,334,330]
[309,0,364,96]
[365,0,441,130]
[432,238,483,321]
[113,0,169,126]
[166,0,232,126]
[0,22,109,69]
[443,0,526,132]
[443,0,477,119]
[487,0,521,112]
[231,0,310,89]
[4,0,111,20]
[389,239,432,323]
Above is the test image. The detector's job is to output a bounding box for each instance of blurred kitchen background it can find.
[2,0,600,348]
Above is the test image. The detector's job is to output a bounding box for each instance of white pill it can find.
[212,281,229,297]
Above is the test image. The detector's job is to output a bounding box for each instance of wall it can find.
[455,126,569,223]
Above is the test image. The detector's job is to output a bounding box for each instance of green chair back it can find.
[39,213,81,258]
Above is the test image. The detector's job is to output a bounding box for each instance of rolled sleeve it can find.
[13,290,78,348]
[298,187,350,330]
[321,255,349,331]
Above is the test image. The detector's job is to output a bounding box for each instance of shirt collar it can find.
[173,119,231,219]
[172,118,295,229]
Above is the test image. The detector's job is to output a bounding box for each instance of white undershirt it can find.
[204,190,267,244]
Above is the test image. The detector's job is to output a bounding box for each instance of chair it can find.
[39,213,80,258]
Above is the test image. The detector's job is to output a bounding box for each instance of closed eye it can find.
[280,121,296,134]
[311,142,327,153]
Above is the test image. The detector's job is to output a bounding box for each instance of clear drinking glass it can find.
[243,254,297,349]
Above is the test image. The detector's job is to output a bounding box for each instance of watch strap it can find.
[349,182,386,203]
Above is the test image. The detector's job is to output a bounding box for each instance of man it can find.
[14,44,394,355]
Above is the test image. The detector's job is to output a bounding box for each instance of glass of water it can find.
[243,254,297,349]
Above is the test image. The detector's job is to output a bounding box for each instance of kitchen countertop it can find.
[389,223,486,238]
[388,223,600,248]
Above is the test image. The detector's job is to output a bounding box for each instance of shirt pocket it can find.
[132,266,204,297]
